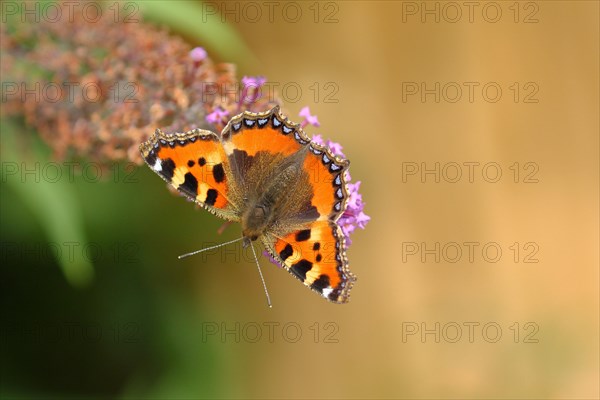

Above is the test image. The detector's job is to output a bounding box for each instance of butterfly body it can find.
[238,147,311,241]
[140,107,356,303]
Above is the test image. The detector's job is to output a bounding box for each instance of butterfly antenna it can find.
[249,240,273,308]
[177,237,243,259]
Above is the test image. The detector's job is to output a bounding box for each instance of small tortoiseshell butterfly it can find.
[139,106,356,303]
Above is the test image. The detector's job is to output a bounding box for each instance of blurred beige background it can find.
[165,1,598,398]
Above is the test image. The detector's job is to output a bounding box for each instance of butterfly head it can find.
[241,202,272,243]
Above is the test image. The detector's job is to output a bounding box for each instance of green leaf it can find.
[1,119,94,288]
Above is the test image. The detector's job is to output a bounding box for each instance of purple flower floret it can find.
[312,132,345,158]
[311,134,324,146]
[338,180,370,246]
[205,107,229,125]
[326,140,345,158]
[263,250,283,268]
[241,75,267,88]
[299,106,321,128]
[190,46,207,62]
[240,76,267,105]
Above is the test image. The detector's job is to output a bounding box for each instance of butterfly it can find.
[139,106,356,303]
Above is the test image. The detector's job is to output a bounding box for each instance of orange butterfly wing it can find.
[139,128,238,220]
[270,220,354,303]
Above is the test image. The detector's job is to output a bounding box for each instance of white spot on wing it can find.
[153,159,162,172]
[322,287,333,297]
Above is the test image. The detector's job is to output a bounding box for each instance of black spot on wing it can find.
[198,157,206,166]
[212,163,225,183]
[187,160,195,168]
[161,158,176,181]
[145,151,157,168]
[316,254,322,262]
[329,287,343,301]
[279,244,293,261]
[295,203,320,221]
[291,259,312,281]
[179,172,198,195]
[205,189,218,206]
[311,274,330,292]
[295,229,311,242]
[313,242,320,251]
